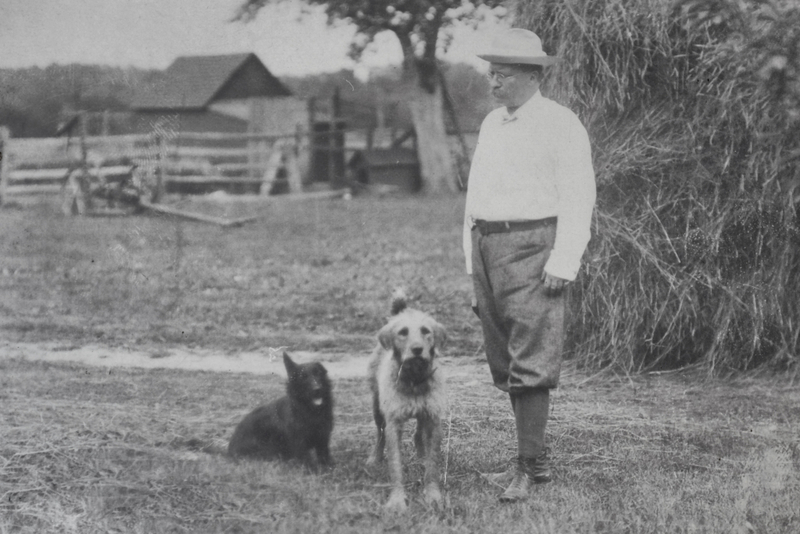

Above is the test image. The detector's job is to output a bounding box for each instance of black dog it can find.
[228,352,334,468]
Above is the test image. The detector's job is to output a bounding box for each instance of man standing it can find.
[464,28,596,502]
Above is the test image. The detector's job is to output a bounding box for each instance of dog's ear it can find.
[431,320,447,350]
[283,352,298,377]
[378,322,395,350]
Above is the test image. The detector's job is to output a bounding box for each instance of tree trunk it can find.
[408,77,458,194]
[394,27,458,195]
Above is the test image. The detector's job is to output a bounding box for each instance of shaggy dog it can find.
[228,352,333,469]
[366,292,447,511]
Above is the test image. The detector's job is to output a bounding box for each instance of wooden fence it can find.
[0,123,378,205]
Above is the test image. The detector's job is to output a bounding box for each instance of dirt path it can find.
[0,340,488,383]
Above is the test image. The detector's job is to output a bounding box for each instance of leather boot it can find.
[483,448,552,486]
[528,448,552,484]
[498,451,552,502]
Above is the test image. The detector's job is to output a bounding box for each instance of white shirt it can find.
[463,91,596,281]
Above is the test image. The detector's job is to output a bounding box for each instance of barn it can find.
[128,53,308,136]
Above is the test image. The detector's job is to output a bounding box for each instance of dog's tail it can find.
[390,287,408,315]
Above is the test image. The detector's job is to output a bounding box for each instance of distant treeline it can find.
[0,62,492,138]
[0,64,159,138]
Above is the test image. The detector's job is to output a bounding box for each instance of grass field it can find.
[1,195,799,533]
[0,194,475,354]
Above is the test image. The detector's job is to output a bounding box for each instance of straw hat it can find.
[477,28,560,66]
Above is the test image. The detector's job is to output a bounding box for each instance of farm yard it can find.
[3,0,800,530]
[1,195,799,533]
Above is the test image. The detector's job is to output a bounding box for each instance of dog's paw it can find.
[384,489,408,512]
[423,483,443,508]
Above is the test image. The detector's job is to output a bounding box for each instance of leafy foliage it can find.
[516,0,800,374]
[0,64,159,137]
[236,0,505,88]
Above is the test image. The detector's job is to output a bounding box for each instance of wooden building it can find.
[128,53,307,136]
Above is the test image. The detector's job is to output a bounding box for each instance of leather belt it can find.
[472,217,556,236]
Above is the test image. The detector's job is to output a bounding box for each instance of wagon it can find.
[60,157,161,216]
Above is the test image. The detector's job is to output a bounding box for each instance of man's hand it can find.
[542,272,569,296]
[471,296,480,318]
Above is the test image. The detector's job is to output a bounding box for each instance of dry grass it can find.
[0,194,475,355]
[1,194,799,531]
[1,356,798,533]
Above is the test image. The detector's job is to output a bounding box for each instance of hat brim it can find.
[477,54,560,66]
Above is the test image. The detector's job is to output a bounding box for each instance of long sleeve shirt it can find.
[463,91,596,281]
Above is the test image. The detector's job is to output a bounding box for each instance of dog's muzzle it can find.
[398,356,434,385]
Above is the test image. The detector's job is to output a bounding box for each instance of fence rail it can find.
[0,124,369,204]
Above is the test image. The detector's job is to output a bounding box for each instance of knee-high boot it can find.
[500,389,553,502]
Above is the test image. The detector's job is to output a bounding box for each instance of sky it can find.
[0,0,508,78]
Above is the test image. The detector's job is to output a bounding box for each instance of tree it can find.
[0,64,154,137]
[234,0,505,193]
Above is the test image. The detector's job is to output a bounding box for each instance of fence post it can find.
[287,132,303,194]
[79,111,88,168]
[155,132,166,202]
[294,121,309,190]
[247,98,265,182]
[308,97,317,134]
[101,110,110,136]
[308,96,318,185]
[0,126,9,204]
[329,87,346,189]
[260,139,281,196]
[328,88,338,185]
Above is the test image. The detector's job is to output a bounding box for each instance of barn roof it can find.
[131,53,291,111]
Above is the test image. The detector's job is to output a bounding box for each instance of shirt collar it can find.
[501,91,543,124]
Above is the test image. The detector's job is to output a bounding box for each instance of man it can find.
[464,28,596,502]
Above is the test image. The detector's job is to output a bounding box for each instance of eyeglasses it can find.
[485,71,518,82]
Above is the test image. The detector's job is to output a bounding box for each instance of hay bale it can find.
[515,0,800,373]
